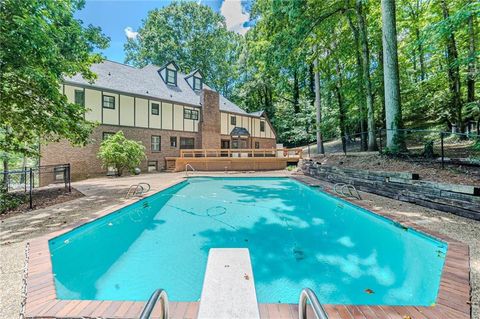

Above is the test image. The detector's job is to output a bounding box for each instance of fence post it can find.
[342,136,347,156]
[67,164,71,193]
[24,167,27,192]
[440,132,445,169]
[29,168,33,209]
[379,129,383,153]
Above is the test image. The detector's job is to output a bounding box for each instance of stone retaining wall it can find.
[302,160,480,220]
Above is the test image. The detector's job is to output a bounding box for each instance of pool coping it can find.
[24,175,472,319]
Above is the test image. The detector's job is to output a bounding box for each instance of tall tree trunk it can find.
[334,59,347,153]
[440,0,462,131]
[313,53,325,155]
[381,0,405,150]
[309,63,316,106]
[378,44,386,130]
[293,68,300,113]
[410,0,426,81]
[467,0,476,105]
[347,15,368,151]
[356,0,378,151]
[416,27,426,81]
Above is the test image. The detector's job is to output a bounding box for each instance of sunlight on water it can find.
[49,177,447,305]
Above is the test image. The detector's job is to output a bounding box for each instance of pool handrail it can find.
[185,164,196,177]
[139,289,169,319]
[298,288,328,319]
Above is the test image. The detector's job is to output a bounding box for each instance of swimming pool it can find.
[49,177,446,305]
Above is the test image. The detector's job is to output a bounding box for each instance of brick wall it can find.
[251,137,277,149]
[199,89,221,149]
[40,125,200,181]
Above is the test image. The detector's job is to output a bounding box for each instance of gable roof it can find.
[230,127,250,136]
[64,60,254,115]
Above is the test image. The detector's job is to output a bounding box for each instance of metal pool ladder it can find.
[299,288,328,319]
[333,183,362,200]
[125,183,151,198]
[139,289,169,319]
[185,164,195,177]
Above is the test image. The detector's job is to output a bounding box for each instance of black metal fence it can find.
[1,163,71,210]
[305,129,480,168]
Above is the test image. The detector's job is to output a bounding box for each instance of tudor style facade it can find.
[40,60,277,180]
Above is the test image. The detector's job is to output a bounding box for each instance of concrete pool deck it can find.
[0,170,478,319]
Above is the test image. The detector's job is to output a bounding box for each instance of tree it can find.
[381,0,405,150]
[97,132,146,177]
[356,0,378,151]
[440,0,462,131]
[124,2,241,97]
[0,0,109,159]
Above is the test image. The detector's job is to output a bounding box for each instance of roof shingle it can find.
[65,60,254,115]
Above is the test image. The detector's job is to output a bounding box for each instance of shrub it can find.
[97,132,146,176]
[0,189,26,213]
[422,140,435,158]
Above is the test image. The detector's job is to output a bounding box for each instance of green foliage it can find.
[0,0,109,156]
[124,1,241,97]
[422,140,435,158]
[0,189,26,214]
[231,0,480,148]
[97,132,146,177]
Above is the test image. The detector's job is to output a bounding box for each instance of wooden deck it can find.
[23,175,472,319]
[166,148,302,172]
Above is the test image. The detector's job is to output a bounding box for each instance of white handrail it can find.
[185,164,195,177]
[125,183,150,198]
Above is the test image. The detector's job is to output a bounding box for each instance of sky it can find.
[75,0,252,63]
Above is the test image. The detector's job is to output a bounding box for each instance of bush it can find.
[422,140,435,158]
[0,189,26,213]
[97,131,146,176]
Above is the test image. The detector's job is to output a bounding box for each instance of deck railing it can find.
[179,148,302,159]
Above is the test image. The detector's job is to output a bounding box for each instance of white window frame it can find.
[151,135,161,152]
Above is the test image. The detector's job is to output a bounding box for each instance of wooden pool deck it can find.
[23,175,471,319]
[165,148,302,172]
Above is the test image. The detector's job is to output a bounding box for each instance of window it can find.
[53,167,65,182]
[192,110,199,120]
[74,90,84,106]
[147,161,158,172]
[193,77,202,91]
[166,68,177,85]
[221,140,230,149]
[151,103,159,115]
[255,142,260,149]
[151,135,161,152]
[180,137,195,149]
[184,109,199,120]
[170,136,177,147]
[102,132,115,140]
[231,116,236,125]
[102,95,115,109]
[260,121,265,132]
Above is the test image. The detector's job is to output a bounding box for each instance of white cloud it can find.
[124,26,138,40]
[220,0,250,35]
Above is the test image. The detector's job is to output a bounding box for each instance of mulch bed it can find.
[312,153,480,186]
[0,187,84,220]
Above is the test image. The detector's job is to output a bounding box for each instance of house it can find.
[40,60,277,180]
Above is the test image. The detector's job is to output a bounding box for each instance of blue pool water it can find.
[50,177,446,305]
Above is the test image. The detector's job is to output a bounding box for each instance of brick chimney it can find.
[199,89,221,149]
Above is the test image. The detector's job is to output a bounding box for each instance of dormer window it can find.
[166,68,177,86]
[193,76,202,91]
